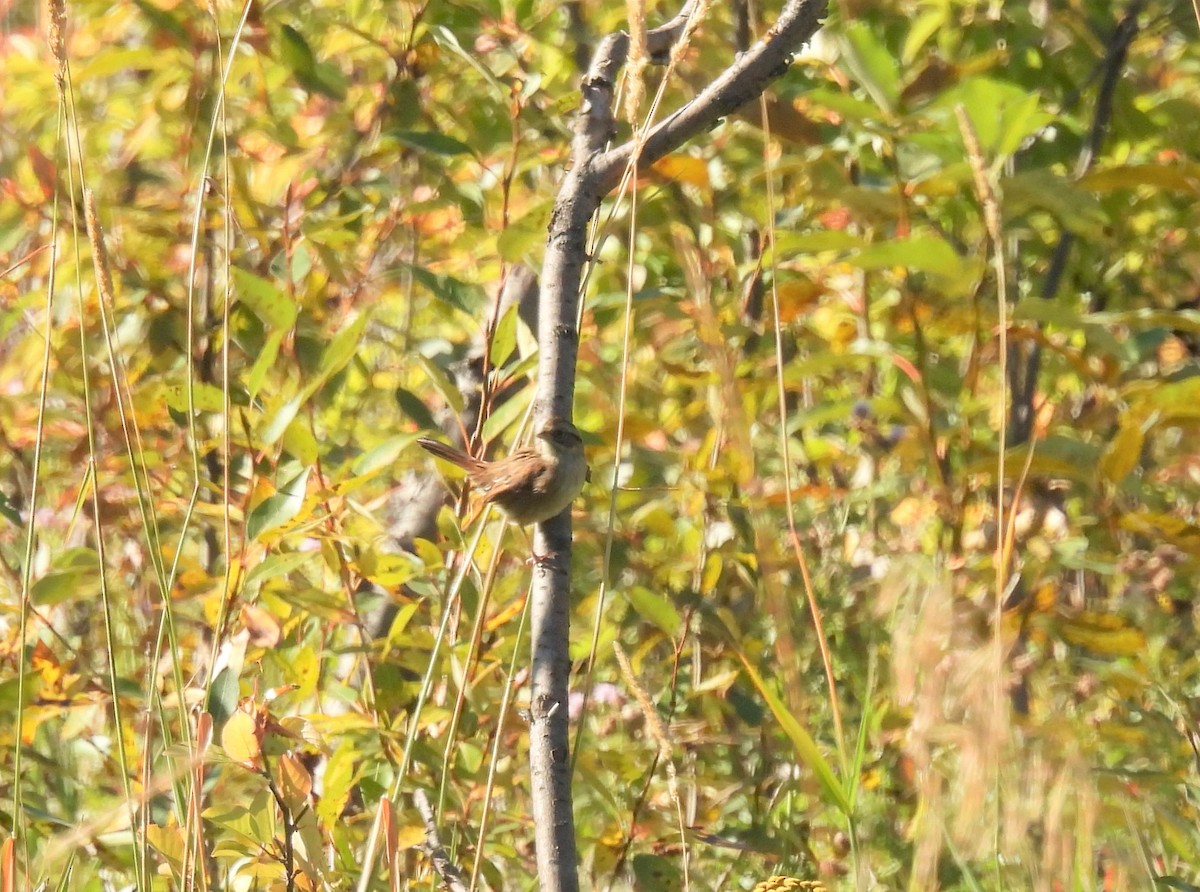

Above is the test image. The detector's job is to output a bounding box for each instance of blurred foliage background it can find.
[3,0,1200,888]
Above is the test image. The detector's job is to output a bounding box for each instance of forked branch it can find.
[528,2,828,890]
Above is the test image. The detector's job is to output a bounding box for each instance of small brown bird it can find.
[417,418,588,525]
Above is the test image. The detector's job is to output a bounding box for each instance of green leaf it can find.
[232,268,299,331]
[247,466,311,541]
[1099,412,1148,485]
[770,229,866,256]
[208,667,240,724]
[282,417,319,465]
[1005,170,1107,237]
[729,636,851,815]
[315,742,359,829]
[416,355,465,415]
[394,388,439,430]
[245,330,284,401]
[488,302,520,368]
[961,437,1103,485]
[1156,879,1200,892]
[1127,376,1200,421]
[31,548,101,607]
[497,217,545,262]
[902,8,946,65]
[838,21,900,116]
[278,25,347,100]
[163,381,227,414]
[1081,164,1200,194]
[392,130,473,156]
[848,235,978,291]
[631,855,682,891]
[261,394,305,448]
[480,388,533,442]
[624,586,683,638]
[357,551,421,588]
[934,77,1053,156]
[134,0,190,43]
[993,90,1051,157]
[352,433,422,476]
[431,26,507,98]
[278,24,317,76]
[803,86,887,124]
[245,551,316,589]
[405,264,481,316]
[313,313,370,389]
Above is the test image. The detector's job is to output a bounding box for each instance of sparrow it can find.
[417,418,588,525]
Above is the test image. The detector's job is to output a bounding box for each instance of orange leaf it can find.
[775,278,823,322]
[485,590,528,632]
[30,641,64,688]
[277,753,313,810]
[1,837,13,892]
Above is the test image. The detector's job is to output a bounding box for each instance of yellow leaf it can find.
[146,824,185,872]
[394,822,427,849]
[651,155,709,189]
[222,710,262,769]
[1058,611,1145,657]
[1120,512,1200,551]
[700,554,722,594]
[1099,413,1146,484]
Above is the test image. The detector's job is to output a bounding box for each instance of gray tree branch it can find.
[527,2,827,890]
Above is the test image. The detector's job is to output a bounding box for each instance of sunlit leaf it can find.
[838,21,900,115]
[277,752,313,810]
[163,381,227,414]
[652,155,710,189]
[624,586,683,638]
[313,313,370,388]
[315,742,358,829]
[221,709,262,769]
[847,234,978,291]
[247,466,311,541]
[489,302,520,368]
[145,824,185,873]
[232,268,299,331]
[352,433,423,476]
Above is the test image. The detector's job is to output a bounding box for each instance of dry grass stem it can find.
[47,0,67,73]
[879,560,1104,887]
[625,0,648,124]
[83,190,115,307]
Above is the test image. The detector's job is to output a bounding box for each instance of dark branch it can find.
[1009,1,1143,443]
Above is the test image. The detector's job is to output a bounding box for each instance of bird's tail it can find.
[417,437,483,472]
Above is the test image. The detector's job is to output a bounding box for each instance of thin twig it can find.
[414,789,470,892]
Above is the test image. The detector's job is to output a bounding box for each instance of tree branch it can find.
[414,789,469,892]
[527,2,827,890]
[1008,0,1143,443]
[594,0,828,194]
